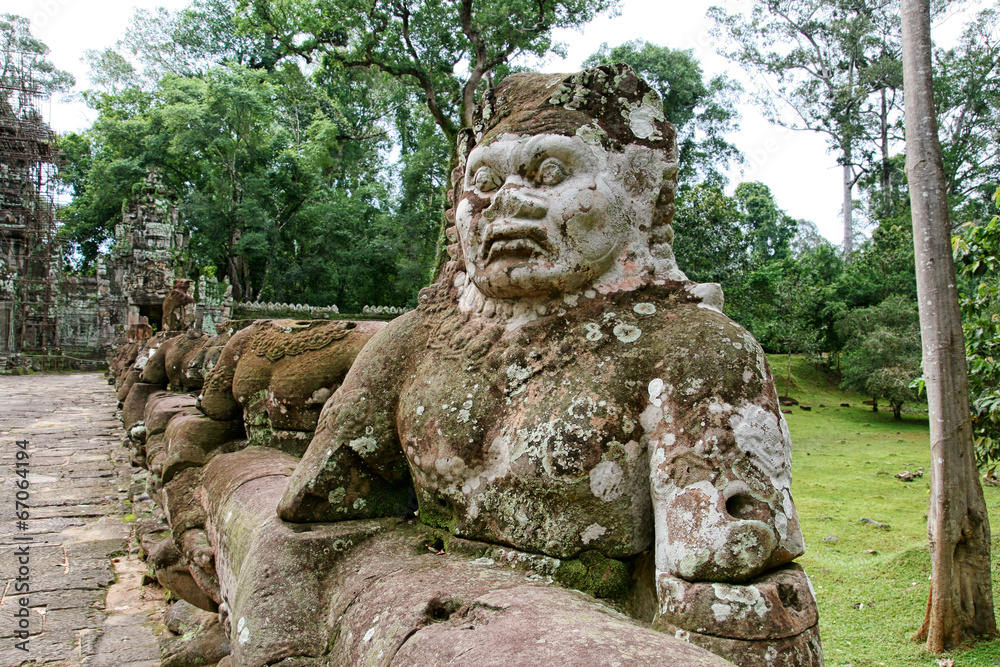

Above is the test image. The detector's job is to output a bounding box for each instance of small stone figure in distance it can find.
[162,278,196,332]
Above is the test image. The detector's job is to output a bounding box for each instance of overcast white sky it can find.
[3,0,987,246]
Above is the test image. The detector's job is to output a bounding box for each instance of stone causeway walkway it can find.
[1,372,164,667]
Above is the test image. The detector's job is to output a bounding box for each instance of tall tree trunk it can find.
[842,160,854,257]
[881,87,892,218]
[902,0,997,651]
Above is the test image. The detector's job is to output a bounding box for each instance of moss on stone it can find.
[244,389,274,448]
[417,489,456,532]
[554,550,631,600]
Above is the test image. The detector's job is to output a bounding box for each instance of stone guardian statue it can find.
[278,64,822,666]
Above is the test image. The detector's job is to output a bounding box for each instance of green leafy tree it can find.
[0,14,74,97]
[61,61,429,308]
[65,0,447,308]
[709,0,904,255]
[903,0,995,646]
[242,0,621,269]
[934,6,1000,227]
[952,187,1000,472]
[671,183,748,284]
[836,294,922,419]
[583,41,742,187]
[682,181,840,359]
[85,0,280,91]
[837,220,917,309]
[734,181,798,263]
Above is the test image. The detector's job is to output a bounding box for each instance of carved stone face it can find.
[455,133,636,299]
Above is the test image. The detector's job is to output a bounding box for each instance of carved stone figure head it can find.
[450,65,685,304]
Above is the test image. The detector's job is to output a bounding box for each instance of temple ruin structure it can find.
[0,61,60,362]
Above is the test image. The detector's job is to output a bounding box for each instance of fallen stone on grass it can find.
[840,403,850,407]
[859,518,891,531]
[895,471,923,482]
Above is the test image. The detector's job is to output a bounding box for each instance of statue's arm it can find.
[643,309,804,585]
[277,315,422,523]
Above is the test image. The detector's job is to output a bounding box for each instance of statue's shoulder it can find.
[604,282,773,403]
[345,305,435,377]
[609,280,755,349]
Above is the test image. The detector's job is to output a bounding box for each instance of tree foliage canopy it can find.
[0,14,74,98]
[59,3,447,311]
[953,188,1000,471]
[241,0,620,142]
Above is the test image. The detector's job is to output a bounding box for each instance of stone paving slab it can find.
[0,372,164,667]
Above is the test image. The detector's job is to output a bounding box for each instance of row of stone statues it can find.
[109,64,823,667]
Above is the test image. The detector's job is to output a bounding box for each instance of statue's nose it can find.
[653,479,804,584]
[483,178,547,222]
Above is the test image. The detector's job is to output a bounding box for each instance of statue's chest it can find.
[396,321,650,486]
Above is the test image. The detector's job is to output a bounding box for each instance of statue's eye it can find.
[537,158,568,186]
[473,166,503,192]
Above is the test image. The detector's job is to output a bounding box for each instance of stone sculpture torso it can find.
[281,277,803,585]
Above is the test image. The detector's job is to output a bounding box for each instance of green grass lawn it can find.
[774,354,1000,666]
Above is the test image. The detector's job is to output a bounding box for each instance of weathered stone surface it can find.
[160,600,230,667]
[118,367,142,401]
[137,332,181,386]
[164,599,215,635]
[137,517,171,560]
[111,342,141,384]
[390,585,731,667]
[652,623,824,667]
[188,328,232,384]
[163,466,207,535]
[162,412,245,483]
[123,384,168,431]
[148,534,218,612]
[272,65,820,666]
[146,394,201,438]
[0,372,164,667]
[146,432,169,477]
[180,528,221,605]
[653,564,817,641]
[103,64,823,667]
[163,329,212,390]
[163,278,196,332]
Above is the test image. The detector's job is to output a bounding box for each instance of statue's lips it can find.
[481,223,554,263]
